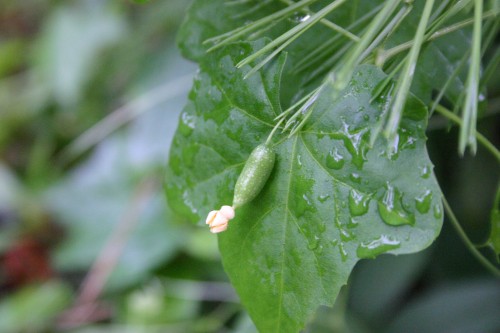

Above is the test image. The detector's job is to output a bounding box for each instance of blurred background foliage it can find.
[0,0,498,332]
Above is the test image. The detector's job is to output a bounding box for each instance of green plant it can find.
[165,0,500,332]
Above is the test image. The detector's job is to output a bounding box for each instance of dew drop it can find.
[326,148,345,170]
[340,229,354,242]
[350,173,362,184]
[289,12,311,23]
[296,193,314,217]
[179,112,195,137]
[348,189,370,216]
[297,154,303,168]
[308,235,320,250]
[415,190,432,214]
[433,203,443,219]
[338,243,348,262]
[377,183,415,226]
[341,122,369,169]
[356,235,401,259]
[420,165,431,179]
[347,217,359,229]
[318,194,330,203]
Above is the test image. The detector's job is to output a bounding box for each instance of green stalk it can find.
[358,3,412,63]
[278,0,359,41]
[204,0,318,51]
[333,0,401,91]
[237,0,348,74]
[434,104,500,163]
[430,52,469,115]
[383,0,435,147]
[443,197,500,278]
[380,8,499,64]
[293,3,382,73]
[459,0,483,154]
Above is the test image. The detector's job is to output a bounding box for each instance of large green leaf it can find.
[165,40,443,332]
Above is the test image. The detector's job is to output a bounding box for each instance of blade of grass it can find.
[332,0,401,91]
[358,3,412,63]
[204,0,318,51]
[293,3,382,73]
[443,197,500,278]
[383,0,435,148]
[434,104,500,162]
[430,51,469,115]
[278,0,359,41]
[459,0,483,154]
[237,0,348,75]
[379,8,499,64]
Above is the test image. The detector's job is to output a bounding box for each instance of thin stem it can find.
[333,0,401,91]
[459,0,483,154]
[275,88,319,120]
[283,85,324,132]
[205,0,318,50]
[380,8,499,64]
[278,0,360,41]
[430,51,469,114]
[293,3,382,73]
[384,0,435,146]
[434,104,500,163]
[358,3,412,62]
[238,0,348,73]
[442,197,500,277]
[266,116,286,144]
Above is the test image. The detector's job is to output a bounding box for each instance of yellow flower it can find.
[206,205,235,233]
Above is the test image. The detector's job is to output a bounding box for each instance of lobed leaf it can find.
[165,41,443,332]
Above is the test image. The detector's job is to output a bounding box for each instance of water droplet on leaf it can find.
[350,173,361,184]
[357,235,401,259]
[377,183,415,226]
[433,203,443,219]
[179,112,195,136]
[348,189,370,216]
[415,190,432,214]
[326,148,345,170]
[338,243,348,262]
[420,165,431,179]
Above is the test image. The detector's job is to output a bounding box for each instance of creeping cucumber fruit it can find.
[232,144,276,209]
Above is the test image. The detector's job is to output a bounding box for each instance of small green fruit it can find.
[233,144,276,209]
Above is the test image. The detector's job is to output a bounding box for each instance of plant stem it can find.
[459,0,483,154]
[434,104,500,163]
[358,3,412,62]
[333,0,400,91]
[205,0,318,50]
[278,0,360,41]
[238,0,348,75]
[442,197,500,277]
[379,9,499,64]
[384,0,435,146]
[293,3,382,73]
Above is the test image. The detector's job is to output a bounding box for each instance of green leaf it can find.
[165,40,443,332]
